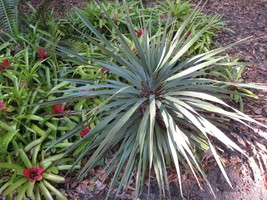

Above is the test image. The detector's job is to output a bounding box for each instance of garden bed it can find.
[1,0,266,199]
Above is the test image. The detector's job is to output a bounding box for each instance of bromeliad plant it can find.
[44,1,266,199]
[0,96,81,199]
[62,0,226,55]
[0,34,89,199]
[210,55,258,111]
[0,148,72,199]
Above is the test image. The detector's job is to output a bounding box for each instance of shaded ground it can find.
[18,0,267,199]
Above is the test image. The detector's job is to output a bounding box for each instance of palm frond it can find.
[0,0,19,38]
[59,38,89,53]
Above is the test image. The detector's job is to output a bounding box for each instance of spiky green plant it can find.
[45,1,266,198]
[0,148,77,199]
[0,0,19,39]
[210,56,258,111]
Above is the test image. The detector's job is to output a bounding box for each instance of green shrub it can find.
[0,148,79,199]
[44,1,266,198]
[62,0,227,54]
[0,33,82,199]
[0,7,111,197]
[210,55,258,111]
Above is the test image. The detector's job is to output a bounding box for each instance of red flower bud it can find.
[80,126,90,137]
[187,31,192,36]
[53,104,65,114]
[132,47,137,53]
[101,67,109,74]
[114,13,119,19]
[0,58,10,70]
[0,101,4,109]
[160,15,165,19]
[38,47,48,61]
[81,89,92,92]
[136,29,143,37]
[3,59,9,67]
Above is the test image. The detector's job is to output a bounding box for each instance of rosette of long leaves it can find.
[45,1,267,198]
[0,149,70,200]
[0,114,80,199]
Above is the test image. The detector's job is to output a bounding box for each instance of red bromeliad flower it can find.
[160,15,165,19]
[38,47,48,61]
[0,101,8,112]
[52,104,72,117]
[81,89,93,92]
[80,126,90,137]
[136,29,143,37]
[101,67,109,74]
[132,47,137,54]
[0,101,4,109]
[187,31,192,36]
[53,104,65,114]
[2,59,9,67]
[136,29,149,37]
[113,13,119,19]
[23,166,44,182]
[0,58,10,70]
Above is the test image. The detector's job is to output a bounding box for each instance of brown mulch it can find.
[184,0,267,199]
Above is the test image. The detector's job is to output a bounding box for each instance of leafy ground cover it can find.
[0,0,266,199]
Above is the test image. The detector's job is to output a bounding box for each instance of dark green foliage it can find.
[0,0,19,40]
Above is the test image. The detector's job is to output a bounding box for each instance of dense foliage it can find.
[0,0,266,199]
